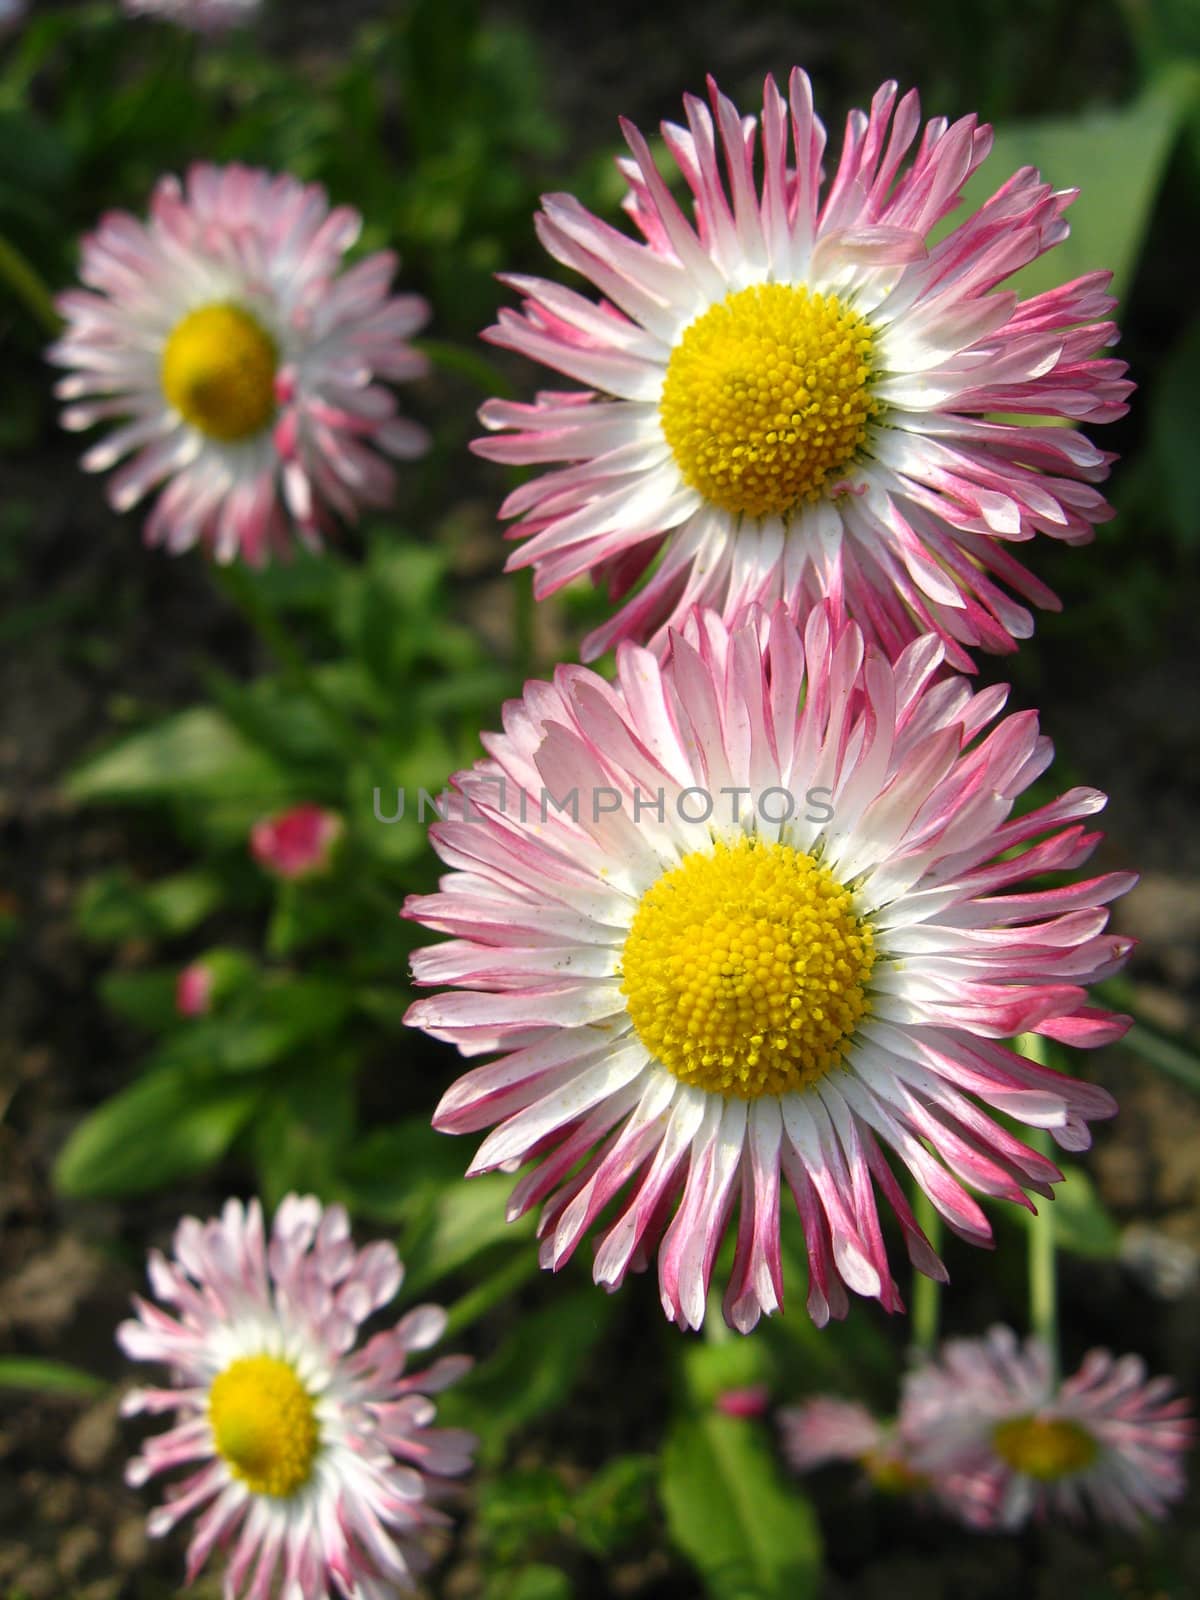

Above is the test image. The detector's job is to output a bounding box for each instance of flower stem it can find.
[911,1184,943,1355]
[0,234,62,337]
[1019,1031,1060,1386]
[442,1248,539,1339]
[211,562,364,767]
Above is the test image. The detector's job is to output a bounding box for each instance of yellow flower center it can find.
[161,303,278,442]
[658,282,877,518]
[620,835,875,1099]
[208,1354,319,1498]
[991,1415,1099,1481]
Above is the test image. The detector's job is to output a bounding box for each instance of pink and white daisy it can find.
[118,1194,476,1599]
[476,71,1130,668]
[122,0,261,33]
[50,163,430,563]
[901,1325,1193,1529]
[405,603,1130,1333]
[780,1396,924,1494]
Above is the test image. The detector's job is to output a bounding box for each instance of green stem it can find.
[211,563,364,766]
[1019,1032,1060,1384]
[442,1248,539,1339]
[910,1184,943,1355]
[415,337,514,399]
[0,234,62,337]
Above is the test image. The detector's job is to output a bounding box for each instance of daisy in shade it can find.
[476,71,1130,668]
[50,164,430,563]
[780,1396,925,1495]
[405,603,1130,1333]
[901,1325,1193,1529]
[119,1194,476,1599]
[122,0,261,32]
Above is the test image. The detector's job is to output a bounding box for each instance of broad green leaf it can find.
[0,1357,107,1398]
[56,1068,262,1198]
[660,1414,821,1600]
[953,71,1200,304]
[67,707,286,808]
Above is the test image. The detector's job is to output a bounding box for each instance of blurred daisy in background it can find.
[780,1395,926,1496]
[50,163,430,563]
[405,603,1130,1333]
[119,1194,476,1598]
[476,71,1130,666]
[901,1325,1193,1529]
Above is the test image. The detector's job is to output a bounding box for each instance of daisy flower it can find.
[118,1195,476,1598]
[901,1325,1193,1529]
[405,603,1130,1333]
[122,0,261,32]
[50,163,430,563]
[475,71,1130,667]
[780,1396,924,1494]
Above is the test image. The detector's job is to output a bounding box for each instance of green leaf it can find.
[336,1118,468,1222]
[99,969,182,1031]
[150,975,353,1075]
[486,1566,573,1600]
[0,1358,107,1398]
[251,1057,357,1208]
[402,1174,537,1295]
[660,1414,822,1600]
[571,1455,657,1558]
[56,1068,262,1199]
[67,707,287,809]
[75,868,227,945]
[952,71,1200,303]
[445,1288,615,1464]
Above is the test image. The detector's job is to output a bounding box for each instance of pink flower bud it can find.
[715,1385,769,1420]
[250,804,343,881]
[175,962,214,1018]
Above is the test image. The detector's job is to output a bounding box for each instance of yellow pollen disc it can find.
[161,303,278,442]
[620,835,875,1099]
[659,282,877,518]
[991,1415,1099,1481]
[208,1354,319,1498]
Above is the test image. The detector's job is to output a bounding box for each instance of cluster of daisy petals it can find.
[781,1326,1194,1531]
